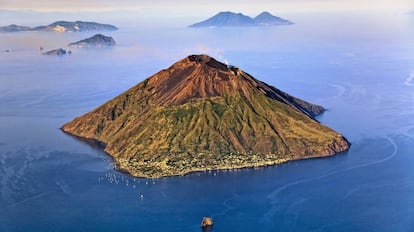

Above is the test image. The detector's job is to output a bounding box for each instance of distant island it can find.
[33,21,118,32]
[61,54,349,178]
[42,48,70,56]
[69,34,116,47]
[0,21,118,32]
[254,12,294,26]
[190,11,293,27]
[0,24,31,32]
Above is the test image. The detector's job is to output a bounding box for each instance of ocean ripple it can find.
[404,70,414,87]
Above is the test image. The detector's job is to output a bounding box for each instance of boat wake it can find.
[261,136,398,224]
[404,70,414,87]
[212,194,238,218]
[6,192,49,208]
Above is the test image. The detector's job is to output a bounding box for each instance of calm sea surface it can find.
[1,12,414,231]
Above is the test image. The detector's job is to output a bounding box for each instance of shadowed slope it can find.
[62,54,349,178]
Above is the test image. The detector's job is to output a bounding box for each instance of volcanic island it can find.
[61,54,349,178]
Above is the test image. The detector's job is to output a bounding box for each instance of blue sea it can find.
[1,12,414,231]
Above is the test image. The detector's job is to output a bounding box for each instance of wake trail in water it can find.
[211,194,237,218]
[0,147,52,207]
[261,136,398,224]
[327,83,346,98]
[6,192,49,208]
[397,126,414,140]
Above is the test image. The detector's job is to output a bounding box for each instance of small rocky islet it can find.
[61,54,350,178]
[1,21,117,55]
[41,34,115,56]
[68,34,116,47]
[201,217,214,229]
[41,48,70,56]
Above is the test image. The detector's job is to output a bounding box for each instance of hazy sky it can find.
[1,0,413,15]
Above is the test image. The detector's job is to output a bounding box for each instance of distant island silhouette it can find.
[190,11,293,27]
[42,48,70,56]
[69,34,116,47]
[0,21,118,32]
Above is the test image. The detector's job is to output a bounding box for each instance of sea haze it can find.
[1,11,414,231]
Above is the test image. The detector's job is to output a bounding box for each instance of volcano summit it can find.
[62,55,349,178]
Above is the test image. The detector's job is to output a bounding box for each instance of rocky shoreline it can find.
[111,143,349,179]
[61,129,348,179]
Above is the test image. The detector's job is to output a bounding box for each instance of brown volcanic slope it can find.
[62,54,349,178]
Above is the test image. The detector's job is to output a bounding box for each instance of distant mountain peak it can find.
[190,11,293,27]
[254,11,293,26]
[256,11,273,16]
[190,11,256,27]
